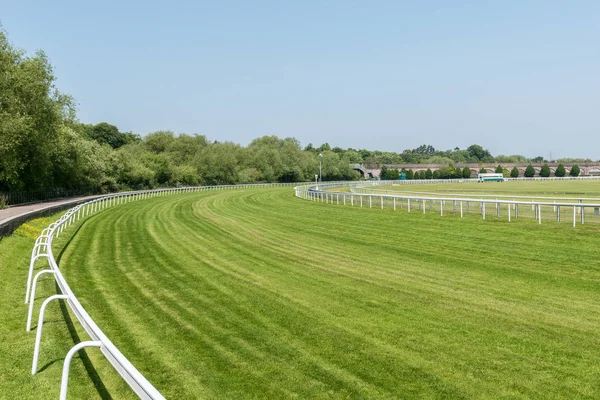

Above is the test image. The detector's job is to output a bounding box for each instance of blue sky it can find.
[2,1,599,159]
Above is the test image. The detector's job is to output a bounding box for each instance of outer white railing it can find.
[294,179,600,227]
[25,182,312,399]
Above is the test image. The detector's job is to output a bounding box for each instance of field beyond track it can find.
[4,184,600,399]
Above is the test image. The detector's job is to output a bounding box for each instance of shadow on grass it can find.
[57,294,113,400]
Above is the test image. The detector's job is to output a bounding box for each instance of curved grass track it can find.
[55,187,600,399]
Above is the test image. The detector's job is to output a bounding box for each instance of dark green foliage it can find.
[510,167,519,178]
[463,166,472,179]
[380,165,388,179]
[570,164,581,177]
[495,165,503,173]
[467,145,493,162]
[432,170,441,179]
[525,165,535,177]
[425,168,433,179]
[479,168,487,173]
[84,122,140,148]
[540,164,551,177]
[555,164,566,177]
[406,169,414,180]
[380,166,400,180]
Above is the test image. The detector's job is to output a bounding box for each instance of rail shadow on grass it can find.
[36,218,114,399]
[57,288,113,400]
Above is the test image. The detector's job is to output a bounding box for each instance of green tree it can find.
[380,165,389,180]
[540,164,551,177]
[84,122,139,149]
[479,167,487,173]
[425,168,433,179]
[510,167,519,178]
[145,130,175,153]
[462,166,472,179]
[495,165,503,173]
[0,29,76,191]
[570,164,580,177]
[555,163,566,177]
[432,170,441,179]
[406,169,414,180]
[467,144,493,162]
[524,164,535,177]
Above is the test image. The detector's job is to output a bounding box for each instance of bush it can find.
[495,165,503,173]
[0,194,7,209]
[425,168,433,179]
[540,164,551,177]
[479,167,487,173]
[510,167,519,178]
[462,166,471,179]
[570,164,580,177]
[555,163,566,177]
[524,164,535,177]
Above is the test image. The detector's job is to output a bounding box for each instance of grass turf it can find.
[2,184,600,398]
[375,180,600,198]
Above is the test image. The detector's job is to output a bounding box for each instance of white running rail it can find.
[294,179,600,227]
[25,183,309,399]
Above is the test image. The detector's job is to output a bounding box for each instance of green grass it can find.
[375,180,600,198]
[3,185,600,398]
[0,213,133,399]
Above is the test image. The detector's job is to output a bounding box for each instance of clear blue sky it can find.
[2,1,599,159]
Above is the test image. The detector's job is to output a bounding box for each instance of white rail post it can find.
[60,341,102,400]
[460,201,463,218]
[393,198,396,211]
[482,202,486,220]
[581,205,585,224]
[369,196,372,208]
[380,196,383,209]
[26,247,49,304]
[32,294,69,374]
[557,205,560,222]
[360,196,363,207]
[508,203,511,222]
[408,198,411,212]
[26,270,56,331]
[422,199,425,214]
[538,204,541,224]
[573,206,577,227]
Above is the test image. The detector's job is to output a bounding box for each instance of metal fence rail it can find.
[294,180,600,227]
[25,182,317,399]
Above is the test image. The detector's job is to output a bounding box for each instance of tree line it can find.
[0,28,591,196]
[380,163,581,180]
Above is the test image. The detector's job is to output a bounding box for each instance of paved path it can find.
[0,196,103,238]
